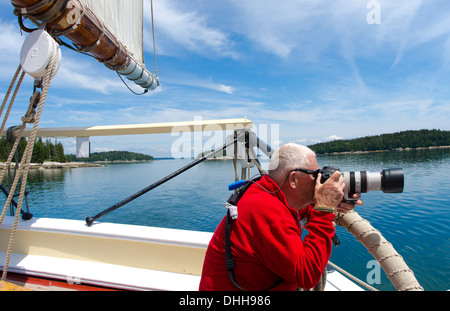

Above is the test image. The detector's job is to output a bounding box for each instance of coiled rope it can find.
[0,50,57,281]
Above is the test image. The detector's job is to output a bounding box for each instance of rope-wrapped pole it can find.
[336,211,423,291]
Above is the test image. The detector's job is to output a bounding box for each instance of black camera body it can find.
[319,166,404,203]
[320,166,341,184]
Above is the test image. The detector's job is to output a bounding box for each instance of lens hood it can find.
[381,168,404,193]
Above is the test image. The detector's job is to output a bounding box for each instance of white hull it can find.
[0,216,363,291]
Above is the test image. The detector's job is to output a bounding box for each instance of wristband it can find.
[313,206,336,214]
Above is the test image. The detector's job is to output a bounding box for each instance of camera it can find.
[320,166,404,203]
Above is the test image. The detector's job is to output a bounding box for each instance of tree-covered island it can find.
[68,151,154,162]
[0,137,153,164]
[199,129,449,158]
[308,129,449,154]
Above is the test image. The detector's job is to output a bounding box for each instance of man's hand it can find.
[314,171,345,208]
[336,193,364,213]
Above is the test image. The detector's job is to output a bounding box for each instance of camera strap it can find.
[224,176,284,291]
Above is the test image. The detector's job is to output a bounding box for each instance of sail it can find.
[79,0,144,64]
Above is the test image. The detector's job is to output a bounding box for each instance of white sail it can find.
[79,0,144,64]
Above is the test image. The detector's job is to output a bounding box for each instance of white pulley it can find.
[20,28,61,79]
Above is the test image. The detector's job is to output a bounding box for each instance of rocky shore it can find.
[0,161,104,169]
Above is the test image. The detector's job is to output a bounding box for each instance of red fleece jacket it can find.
[199,175,336,291]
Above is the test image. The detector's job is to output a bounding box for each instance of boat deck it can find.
[0,216,363,291]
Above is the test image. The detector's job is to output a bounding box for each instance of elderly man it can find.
[199,143,362,291]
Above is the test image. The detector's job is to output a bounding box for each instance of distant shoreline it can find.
[315,145,450,155]
[2,146,448,168]
[0,161,104,169]
[204,145,450,160]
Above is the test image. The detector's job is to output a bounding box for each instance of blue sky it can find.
[0,0,449,158]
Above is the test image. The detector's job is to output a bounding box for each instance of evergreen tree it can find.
[45,139,55,161]
[31,138,47,164]
[18,138,27,160]
[55,142,67,163]
[0,138,7,160]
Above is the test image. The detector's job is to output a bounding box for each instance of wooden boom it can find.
[1,118,254,138]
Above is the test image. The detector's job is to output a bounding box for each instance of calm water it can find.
[4,148,450,291]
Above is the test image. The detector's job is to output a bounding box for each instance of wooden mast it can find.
[10,0,158,91]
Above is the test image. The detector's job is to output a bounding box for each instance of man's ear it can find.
[289,171,298,189]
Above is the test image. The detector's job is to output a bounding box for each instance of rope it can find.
[1,50,57,281]
[0,65,21,125]
[0,93,39,224]
[150,0,158,80]
[327,261,379,291]
[0,67,25,137]
[0,69,27,219]
[116,71,148,96]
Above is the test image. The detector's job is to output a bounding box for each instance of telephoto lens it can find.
[343,168,404,195]
[319,166,404,203]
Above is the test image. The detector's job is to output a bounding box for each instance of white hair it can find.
[268,143,316,183]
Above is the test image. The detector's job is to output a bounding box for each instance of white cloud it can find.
[164,75,236,94]
[216,84,235,95]
[54,68,122,95]
[293,138,307,144]
[221,0,450,70]
[146,0,238,59]
[227,0,320,58]
[0,19,25,80]
[366,99,434,117]
[326,135,343,141]
[224,0,381,61]
[0,19,23,54]
[382,0,424,67]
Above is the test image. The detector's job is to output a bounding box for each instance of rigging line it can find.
[116,72,148,95]
[150,0,158,80]
[17,14,38,33]
[54,37,96,59]
[52,38,146,95]
[0,67,24,136]
[2,48,58,282]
